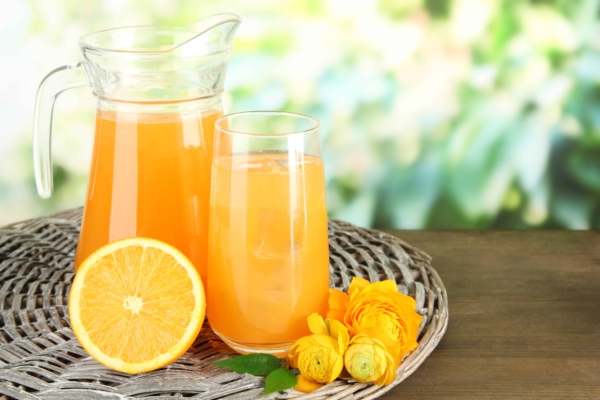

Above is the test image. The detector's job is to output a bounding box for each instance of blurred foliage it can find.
[1,0,600,228]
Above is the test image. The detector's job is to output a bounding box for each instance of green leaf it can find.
[263,368,297,395]
[212,354,282,376]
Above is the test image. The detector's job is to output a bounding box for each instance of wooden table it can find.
[382,230,600,399]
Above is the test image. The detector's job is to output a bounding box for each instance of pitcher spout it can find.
[172,13,241,55]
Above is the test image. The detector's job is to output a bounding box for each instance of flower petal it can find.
[348,277,370,296]
[329,318,349,354]
[360,280,398,296]
[327,309,346,322]
[308,313,328,335]
[310,334,339,348]
[329,355,345,383]
[328,289,349,310]
[294,374,324,393]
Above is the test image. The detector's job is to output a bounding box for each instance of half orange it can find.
[69,237,205,374]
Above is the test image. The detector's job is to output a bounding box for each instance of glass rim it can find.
[78,26,232,58]
[215,111,320,137]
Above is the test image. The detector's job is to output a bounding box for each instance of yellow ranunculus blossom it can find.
[328,277,423,367]
[289,313,349,388]
[344,334,396,385]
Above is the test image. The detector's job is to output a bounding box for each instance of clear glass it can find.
[33,14,241,282]
[208,111,330,356]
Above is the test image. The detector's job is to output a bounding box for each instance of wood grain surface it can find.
[382,230,600,400]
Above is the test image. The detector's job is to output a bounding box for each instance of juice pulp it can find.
[207,151,330,348]
[74,108,222,283]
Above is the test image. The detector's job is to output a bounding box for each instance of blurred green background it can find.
[2,0,600,229]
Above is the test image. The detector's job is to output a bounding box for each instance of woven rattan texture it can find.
[0,208,447,400]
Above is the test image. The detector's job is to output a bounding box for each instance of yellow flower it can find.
[344,334,396,385]
[328,277,423,367]
[288,313,349,387]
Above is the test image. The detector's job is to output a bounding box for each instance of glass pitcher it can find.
[33,14,241,282]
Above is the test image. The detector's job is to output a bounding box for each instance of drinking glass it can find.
[207,111,330,355]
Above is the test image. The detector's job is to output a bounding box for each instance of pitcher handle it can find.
[33,62,89,198]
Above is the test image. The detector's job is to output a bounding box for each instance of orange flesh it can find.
[80,247,194,362]
[69,238,205,374]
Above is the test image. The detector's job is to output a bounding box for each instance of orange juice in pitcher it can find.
[33,14,241,281]
[74,108,222,278]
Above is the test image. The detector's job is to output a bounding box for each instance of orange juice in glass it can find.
[73,106,222,281]
[208,112,330,355]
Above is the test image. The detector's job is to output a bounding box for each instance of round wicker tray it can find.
[0,208,447,400]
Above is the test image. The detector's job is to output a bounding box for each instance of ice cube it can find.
[231,156,273,172]
[253,209,305,261]
[273,158,289,173]
[258,289,286,304]
[283,154,319,171]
